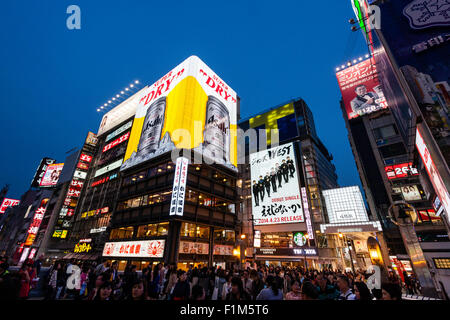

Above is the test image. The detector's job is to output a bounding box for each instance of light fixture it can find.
[108,100,112,103]
[116,94,120,98]
[104,103,108,106]
[130,84,134,88]
[125,88,129,91]
[341,65,345,69]
[97,109,100,112]
[336,67,340,71]
[338,233,343,238]
[112,98,116,101]
[135,80,139,84]
[240,234,246,240]
[121,91,124,94]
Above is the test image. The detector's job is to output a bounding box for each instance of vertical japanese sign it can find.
[301,187,314,240]
[170,157,189,216]
[24,198,49,246]
[416,127,450,219]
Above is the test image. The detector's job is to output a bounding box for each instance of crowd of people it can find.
[0,255,411,301]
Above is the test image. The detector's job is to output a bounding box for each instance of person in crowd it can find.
[0,261,18,300]
[172,270,190,301]
[94,259,110,277]
[79,265,90,299]
[126,279,148,300]
[300,280,319,300]
[87,273,108,300]
[316,273,339,300]
[249,269,264,300]
[148,264,161,299]
[94,281,113,301]
[381,282,402,301]
[241,269,253,296]
[164,264,178,300]
[285,279,302,300]
[256,275,283,300]
[18,264,31,300]
[191,284,206,300]
[336,275,356,300]
[222,274,233,300]
[226,277,251,300]
[354,281,372,300]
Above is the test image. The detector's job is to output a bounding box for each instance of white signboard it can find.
[105,120,133,142]
[73,170,88,180]
[323,186,369,224]
[169,157,189,216]
[250,142,304,225]
[416,127,450,218]
[94,159,123,178]
[102,240,165,258]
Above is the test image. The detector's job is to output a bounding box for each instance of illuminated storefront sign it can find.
[24,198,49,246]
[250,142,304,226]
[91,173,118,187]
[106,120,133,142]
[213,245,234,256]
[322,186,369,224]
[52,230,68,239]
[74,239,92,253]
[170,157,189,216]
[255,247,318,256]
[385,162,419,180]
[90,226,107,234]
[179,241,209,255]
[102,131,131,153]
[392,185,423,201]
[293,232,307,247]
[30,158,56,188]
[80,153,92,163]
[416,127,450,218]
[0,198,20,214]
[103,240,165,258]
[94,159,123,178]
[81,207,109,219]
[73,170,87,180]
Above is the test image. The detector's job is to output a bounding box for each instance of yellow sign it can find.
[74,243,92,253]
[121,56,238,172]
[248,103,295,146]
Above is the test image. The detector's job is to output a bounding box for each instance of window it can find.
[433,258,450,269]
[379,143,406,159]
[261,232,293,248]
[277,113,298,142]
[214,229,235,242]
[110,226,134,239]
[157,222,169,236]
[137,222,169,238]
[185,189,199,203]
[373,125,397,140]
[180,222,209,239]
[198,193,213,207]
[196,225,210,239]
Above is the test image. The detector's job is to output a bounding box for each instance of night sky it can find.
[0,1,368,199]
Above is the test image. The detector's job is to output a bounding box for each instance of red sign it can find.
[385,162,419,180]
[336,57,388,120]
[0,198,20,214]
[80,153,92,163]
[25,199,48,246]
[102,132,130,153]
[77,162,89,170]
[70,179,84,189]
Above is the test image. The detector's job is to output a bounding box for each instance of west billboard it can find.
[249,142,304,226]
[121,56,238,172]
[39,163,64,187]
[336,57,388,120]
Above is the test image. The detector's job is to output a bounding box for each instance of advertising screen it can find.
[30,157,56,188]
[179,241,209,255]
[400,185,422,201]
[385,162,419,180]
[416,127,450,217]
[121,56,238,172]
[0,198,20,214]
[39,163,64,187]
[102,240,165,258]
[322,186,369,224]
[336,57,388,119]
[249,142,304,225]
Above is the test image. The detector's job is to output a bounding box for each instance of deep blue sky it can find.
[0,1,368,199]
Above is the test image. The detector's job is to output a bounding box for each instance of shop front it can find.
[255,247,319,269]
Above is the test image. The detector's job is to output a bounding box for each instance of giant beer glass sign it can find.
[121,56,238,172]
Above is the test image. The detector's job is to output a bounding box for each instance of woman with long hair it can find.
[256,275,283,300]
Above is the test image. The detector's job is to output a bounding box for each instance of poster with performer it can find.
[336,57,388,120]
[249,142,304,225]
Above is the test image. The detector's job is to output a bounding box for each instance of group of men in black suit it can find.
[252,156,296,207]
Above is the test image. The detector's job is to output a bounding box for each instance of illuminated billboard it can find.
[393,185,423,202]
[30,157,56,188]
[385,162,419,180]
[39,163,64,187]
[121,56,238,172]
[249,142,304,225]
[322,186,369,224]
[0,198,20,214]
[103,240,165,258]
[98,88,147,137]
[336,57,388,119]
[416,127,450,218]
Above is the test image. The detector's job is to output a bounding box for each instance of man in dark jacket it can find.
[270,168,277,193]
[172,270,190,300]
[264,174,271,198]
[252,180,259,207]
[281,160,289,183]
[286,156,295,178]
[258,176,265,202]
[275,164,282,188]
[249,270,264,300]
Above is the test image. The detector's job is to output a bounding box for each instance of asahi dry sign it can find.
[250,142,304,225]
[121,56,238,172]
